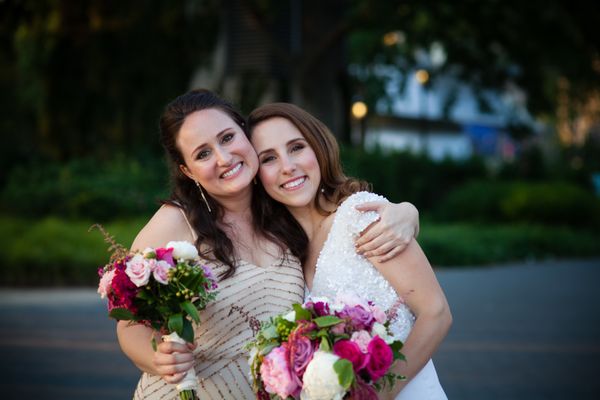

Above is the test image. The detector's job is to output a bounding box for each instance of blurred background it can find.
[1,1,600,399]
[1,0,599,285]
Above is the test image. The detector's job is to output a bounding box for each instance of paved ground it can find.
[1,258,599,399]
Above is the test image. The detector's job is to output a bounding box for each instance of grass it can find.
[1,216,598,286]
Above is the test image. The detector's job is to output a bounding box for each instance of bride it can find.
[248,103,452,399]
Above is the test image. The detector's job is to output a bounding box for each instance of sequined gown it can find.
[133,254,305,399]
[310,191,448,400]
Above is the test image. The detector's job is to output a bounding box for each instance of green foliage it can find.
[341,146,487,210]
[0,216,147,285]
[419,223,600,266]
[1,157,169,220]
[434,180,600,227]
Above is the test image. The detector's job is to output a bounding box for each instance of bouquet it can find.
[246,293,405,400]
[94,225,218,400]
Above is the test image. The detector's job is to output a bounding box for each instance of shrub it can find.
[1,158,169,221]
[434,180,600,228]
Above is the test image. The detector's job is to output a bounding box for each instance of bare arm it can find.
[116,204,197,382]
[368,239,452,396]
[355,201,420,262]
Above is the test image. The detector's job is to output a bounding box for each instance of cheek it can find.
[258,166,278,189]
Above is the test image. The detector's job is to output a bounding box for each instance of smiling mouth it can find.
[221,162,242,179]
[281,176,307,190]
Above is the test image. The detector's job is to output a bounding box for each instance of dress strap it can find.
[179,207,198,242]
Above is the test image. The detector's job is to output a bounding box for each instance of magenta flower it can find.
[333,339,369,372]
[338,305,375,331]
[365,336,394,380]
[155,247,175,266]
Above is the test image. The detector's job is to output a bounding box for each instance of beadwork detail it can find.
[311,191,415,342]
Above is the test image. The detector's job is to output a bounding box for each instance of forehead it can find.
[178,108,237,147]
[252,117,304,144]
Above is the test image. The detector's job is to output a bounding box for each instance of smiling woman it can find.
[113,89,421,400]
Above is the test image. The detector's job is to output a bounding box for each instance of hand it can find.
[354,201,419,262]
[153,340,197,384]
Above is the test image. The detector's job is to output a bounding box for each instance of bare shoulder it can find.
[131,204,194,251]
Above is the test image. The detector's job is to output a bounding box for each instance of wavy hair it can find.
[247,103,370,214]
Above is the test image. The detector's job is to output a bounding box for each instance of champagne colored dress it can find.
[133,210,305,399]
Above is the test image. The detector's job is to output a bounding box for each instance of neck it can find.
[213,186,254,220]
[287,196,335,241]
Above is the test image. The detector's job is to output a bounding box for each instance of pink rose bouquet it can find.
[93,226,218,400]
[245,294,405,400]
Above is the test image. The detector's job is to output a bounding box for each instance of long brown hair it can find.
[248,103,370,214]
[247,103,369,264]
[160,90,305,277]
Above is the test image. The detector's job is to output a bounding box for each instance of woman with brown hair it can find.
[249,103,451,399]
[117,89,420,399]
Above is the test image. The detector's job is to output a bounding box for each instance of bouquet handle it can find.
[162,332,198,396]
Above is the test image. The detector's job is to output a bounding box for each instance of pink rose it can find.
[330,322,346,335]
[260,346,299,398]
[333,340,369,372]
[289,335,315,379]
[351,330,372,353]
[152,260,172,285]
[125,254,152,287]
[370,304,386,324]
[97,269,115,299]
[366,336,394,381]
[155,247,175,266]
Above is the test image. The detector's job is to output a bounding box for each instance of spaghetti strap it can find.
[176,206,198,242]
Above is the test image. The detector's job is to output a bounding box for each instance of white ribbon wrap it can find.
[162,332,198,392]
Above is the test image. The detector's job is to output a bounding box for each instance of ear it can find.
[179,164,195,181]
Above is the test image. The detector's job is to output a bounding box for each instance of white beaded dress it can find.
[310,191,448,400]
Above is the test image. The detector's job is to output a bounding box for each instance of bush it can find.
[1,158,169,221]
[419,223,600,266]
[1,216,147,286]
[341,147,487,209]
[434,180,600,227]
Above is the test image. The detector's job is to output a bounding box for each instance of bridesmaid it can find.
[117,89,421,399]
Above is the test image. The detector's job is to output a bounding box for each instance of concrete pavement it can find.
[1,258,599,399]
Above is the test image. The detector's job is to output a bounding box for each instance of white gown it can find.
[309,191,448,400]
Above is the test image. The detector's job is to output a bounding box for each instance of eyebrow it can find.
[257,138,307,157]
[191,127,234,158]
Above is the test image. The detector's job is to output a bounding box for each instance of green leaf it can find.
[333,358,354,390]
[313,315,343,328]
[181,319,194,343]
[319,336,331,351]
[109,307,136,320]
[151,337,157,352]
[390,340,405,361]
[293,303,312,321]
[262,324,279,340]
[168,313,183,335]
[136,290,152,300]
[181,301,200,323]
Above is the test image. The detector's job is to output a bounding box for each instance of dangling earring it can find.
[195,181,212,213]
[253,177,257,185]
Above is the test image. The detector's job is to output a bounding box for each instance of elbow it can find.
[420,297,452,337]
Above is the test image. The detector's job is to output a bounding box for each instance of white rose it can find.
[125,254,151,287]
[372,322,394,344]
[300,351,345,400]
[166,241,199,261]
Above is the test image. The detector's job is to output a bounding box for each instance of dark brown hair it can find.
[247,103,370,214]
[160,90,306,277]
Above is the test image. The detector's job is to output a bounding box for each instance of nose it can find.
[281,155,296,175]
[215,147,233,167]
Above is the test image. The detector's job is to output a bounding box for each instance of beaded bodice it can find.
[311,191,415,341]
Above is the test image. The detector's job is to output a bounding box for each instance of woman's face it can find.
[178,108,258,199]
[250,117,321,209]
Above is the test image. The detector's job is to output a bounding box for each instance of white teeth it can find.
[282,177,306,189]
[222,163,241,178]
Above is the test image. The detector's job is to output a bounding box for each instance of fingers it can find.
[356,221,383,247]
[354,201,385,213]
[153,341,195,380]
[377,244,406,263]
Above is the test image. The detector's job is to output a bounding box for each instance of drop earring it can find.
[195,181,212,213]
